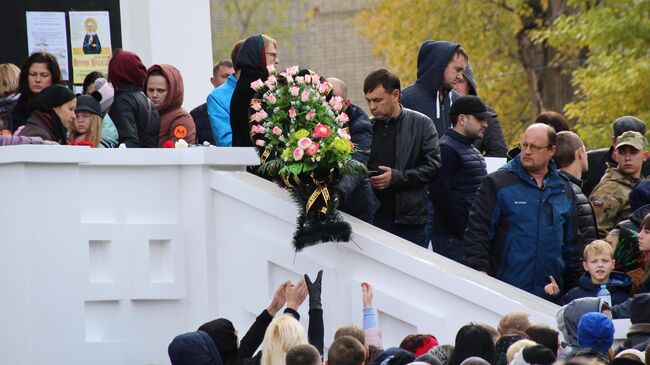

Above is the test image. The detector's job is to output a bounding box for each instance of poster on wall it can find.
[68,11,112,85]
[26,12,70,80]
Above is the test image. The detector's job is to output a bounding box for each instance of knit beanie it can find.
[29,85,75,110]
[197,318,238,363]
[93,78,114,113]
[429,346,452,365]
[577,313,615,353]
[629,293,650,324]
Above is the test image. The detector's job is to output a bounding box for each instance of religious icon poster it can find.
[68,11,112,84]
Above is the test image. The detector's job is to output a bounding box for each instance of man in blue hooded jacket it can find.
[464,123,581,299]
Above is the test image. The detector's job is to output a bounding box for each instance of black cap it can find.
[75,95,102,116]
[613,116,646,137]
[30,84,75,110]
[450,95,497,119]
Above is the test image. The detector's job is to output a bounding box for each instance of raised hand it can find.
[267,280,290,316]
[361,282,373,308]
[544,276,560,296]
[286,278,308,310]
[305,270,323,311]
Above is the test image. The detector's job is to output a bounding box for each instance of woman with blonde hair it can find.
[69,95,103,147]
[0,63,21,133]
[261,315,308,365]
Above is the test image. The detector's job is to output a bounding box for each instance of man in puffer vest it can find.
[430,95,490,263]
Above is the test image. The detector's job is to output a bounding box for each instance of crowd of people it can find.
[2,33,650,363]
[168,274,650,365]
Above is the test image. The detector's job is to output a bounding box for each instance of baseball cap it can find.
[450,95,497,119]
[75,95,102,116]
[616,131,648,151]
[613,116,646,137]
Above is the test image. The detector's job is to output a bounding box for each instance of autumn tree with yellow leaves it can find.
[356,0,650,148]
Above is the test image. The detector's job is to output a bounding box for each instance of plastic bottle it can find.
[597,284,612,306]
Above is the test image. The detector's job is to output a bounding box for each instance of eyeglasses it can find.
[266,52,278,60]
[517,142,552,152]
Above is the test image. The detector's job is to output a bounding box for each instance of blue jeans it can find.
[373,216,427,248]
[432,234,466,264]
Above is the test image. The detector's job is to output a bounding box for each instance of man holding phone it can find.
[364,68,441,247]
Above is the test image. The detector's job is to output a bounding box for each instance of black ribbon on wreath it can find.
[281,167,351,251]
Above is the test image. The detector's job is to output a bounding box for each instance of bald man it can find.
[464,123,580,300]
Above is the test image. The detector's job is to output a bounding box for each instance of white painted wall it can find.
[119,0,214,111]
[0,146,630,364]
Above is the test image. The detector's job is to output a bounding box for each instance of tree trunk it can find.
[516,0,577,119]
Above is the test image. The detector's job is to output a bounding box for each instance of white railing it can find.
[0,146,629,365]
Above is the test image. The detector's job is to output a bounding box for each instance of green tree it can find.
[535,0,650,148]
[355,1,579,146]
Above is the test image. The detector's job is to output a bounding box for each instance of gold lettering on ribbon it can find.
[261,149,271,164]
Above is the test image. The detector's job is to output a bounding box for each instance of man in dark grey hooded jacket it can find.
[453,63,507,158]
[401,40,467,248]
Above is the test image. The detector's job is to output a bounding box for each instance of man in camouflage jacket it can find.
[590,131,649,237]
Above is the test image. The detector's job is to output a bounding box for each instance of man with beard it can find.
[430,95,491,264]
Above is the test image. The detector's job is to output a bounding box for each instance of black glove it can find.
[304,270,323,311]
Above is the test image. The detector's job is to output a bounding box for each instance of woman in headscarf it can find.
[229,34,278,147]
[107,50,160,147]
[145,64,196,146]
[18,84,76,144]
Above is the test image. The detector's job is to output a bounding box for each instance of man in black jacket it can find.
[430,95,490,263]
[554,131,598,278]
[364,68,442,247]
[583,116,649,197]
[327,77,379,223]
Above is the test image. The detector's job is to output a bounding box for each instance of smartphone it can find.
[369,170,382,177]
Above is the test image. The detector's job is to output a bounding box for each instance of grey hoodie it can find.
[556,297,605,359]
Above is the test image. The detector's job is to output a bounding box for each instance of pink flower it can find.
[289,86,300,97]
[336,112,349,124]
[293,148,304,160]
[301,91,310,102]
[255,139,266,147]
[285,74,294,84]
[251,124,266,134]
[250,111,267,123]
[304,74,312,84]
[305,141,319,156]
[272,126,283,136]
[286,65,299,76]
[337,128,351,140]
[251,100,262,111]
[265,93,276,104]
[250,79,264,90]
[266,64,276,75]
[264,76,277,90]
[312,124,331,138]
[295,76,305,84]
[298,137,313,150]
[329,96,344,112]
[305,111,316,121]
[288,108,297,119]
[311,74,321,85]
[318,81,329,94]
